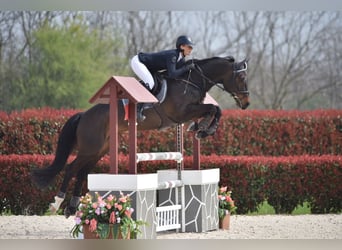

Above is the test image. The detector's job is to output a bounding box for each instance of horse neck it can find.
[196,58,232,91]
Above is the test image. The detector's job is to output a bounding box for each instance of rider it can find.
[130,35,195,94]
[129,35,196,121]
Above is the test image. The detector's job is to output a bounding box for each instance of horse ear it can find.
[225,56,235,62]
[244,57,249,63]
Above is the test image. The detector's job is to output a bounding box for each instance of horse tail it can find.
[31,112,82,189]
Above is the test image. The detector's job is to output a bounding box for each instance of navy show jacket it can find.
[138,49,189,78]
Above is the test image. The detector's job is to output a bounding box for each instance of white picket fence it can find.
[155,179,184,233]
[156,204,182,232]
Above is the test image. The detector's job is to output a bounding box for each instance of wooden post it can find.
[109,83,118,174]
[129,102,137,174]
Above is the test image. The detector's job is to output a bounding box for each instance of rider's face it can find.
[181,44,193,56]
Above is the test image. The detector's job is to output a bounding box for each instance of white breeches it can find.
[130,55,155,90]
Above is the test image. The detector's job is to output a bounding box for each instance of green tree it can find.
[13,18,128,109]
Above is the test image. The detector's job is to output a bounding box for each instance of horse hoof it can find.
[195,131,209,139]
[187,121,198,132]
[198,124,207,131]
[49,204,57,214]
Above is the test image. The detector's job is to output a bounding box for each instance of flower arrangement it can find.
[71,192,146,239]
[218,186,237,219]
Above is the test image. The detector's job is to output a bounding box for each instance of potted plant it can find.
[71,192,146,239]
[218,186,237,230]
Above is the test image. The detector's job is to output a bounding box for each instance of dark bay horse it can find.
[31,56,249,217]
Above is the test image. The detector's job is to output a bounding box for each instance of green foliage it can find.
[11,17,128,110]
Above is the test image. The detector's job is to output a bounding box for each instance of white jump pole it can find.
[136,152,183,163]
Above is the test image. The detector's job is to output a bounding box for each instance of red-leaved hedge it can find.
[1,154,341,215]
[0,108,341,156]
[0,108,81,155]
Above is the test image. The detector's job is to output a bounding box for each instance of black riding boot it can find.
[137,103,146,122]
[137,81,153,122]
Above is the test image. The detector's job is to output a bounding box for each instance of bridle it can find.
[229,61,249,107]
[189,58,249,100]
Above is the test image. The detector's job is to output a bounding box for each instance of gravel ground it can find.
[0,214,341,239]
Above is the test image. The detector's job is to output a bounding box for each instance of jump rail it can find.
[136,152,183,163]
[157,180,183,190]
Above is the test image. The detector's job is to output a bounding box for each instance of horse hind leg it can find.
[48,156,87,214]
[47,159,76,214]
[64,157,102,218]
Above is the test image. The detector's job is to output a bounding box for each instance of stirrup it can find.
[137,103,146,122]
[137,111,146,122]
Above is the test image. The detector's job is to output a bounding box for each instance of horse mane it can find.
[187,56,235,65]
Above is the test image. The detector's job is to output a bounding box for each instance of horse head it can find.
[192,56,250,109]
[225,58,249,110]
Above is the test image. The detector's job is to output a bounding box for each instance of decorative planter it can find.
[83,224,130,239]
[87,173,158,239]
[219,213,230,230]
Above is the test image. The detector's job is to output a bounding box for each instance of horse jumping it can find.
[31,56,249,217]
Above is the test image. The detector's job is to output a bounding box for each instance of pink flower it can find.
[219,186,227,193]
[75,217,81,225]
[119,197,127,203]
[92,203,98,209]
[106,204,112,209]
[115,203,123,211]
[107,195,114,202]
[95,207,101,215]
[109,211,116,223]
[226,196,233,202]
[124,209,132,218]
[85,219,89,225]
[89,218,97,232]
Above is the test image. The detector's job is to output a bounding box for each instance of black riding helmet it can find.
[176,35,195,50]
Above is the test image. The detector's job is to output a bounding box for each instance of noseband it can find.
[230,61,249,106]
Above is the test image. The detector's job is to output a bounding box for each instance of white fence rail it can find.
[156,204,182,232]
[136,152,183,163]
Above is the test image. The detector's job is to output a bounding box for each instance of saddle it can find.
[138,72,167,103]
[124,73,168,122]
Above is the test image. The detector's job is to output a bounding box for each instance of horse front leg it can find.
[186,104,221,137]
[203,106,222,136]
